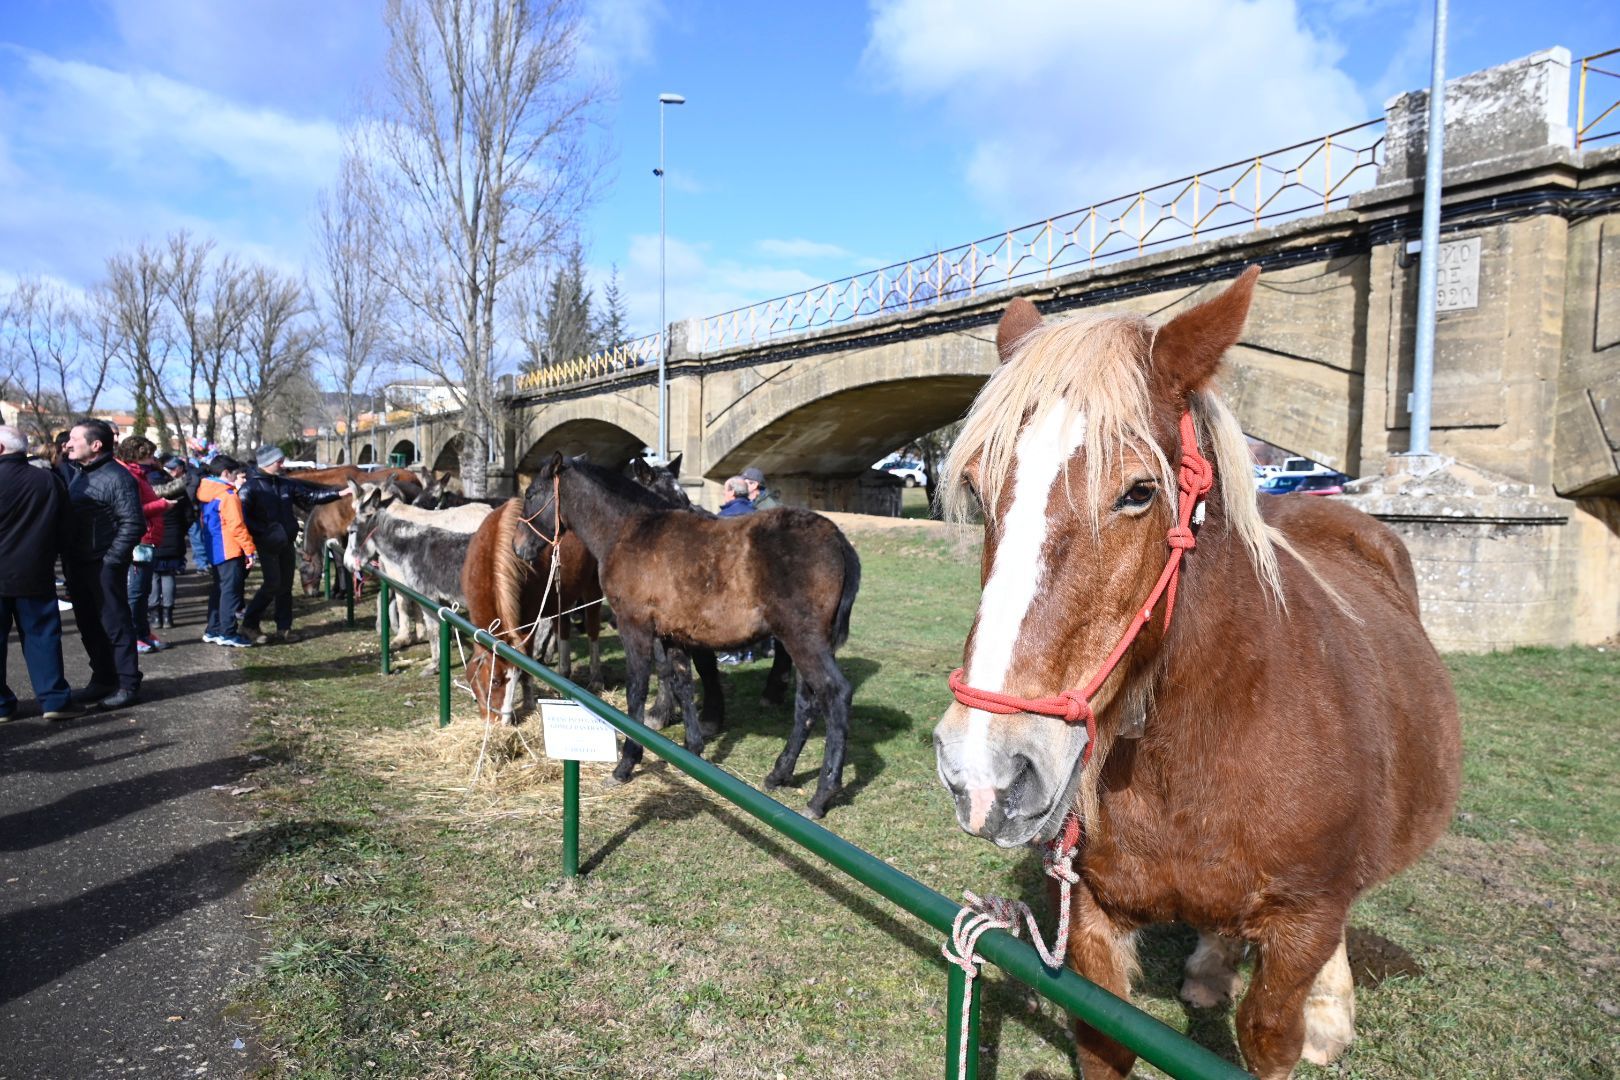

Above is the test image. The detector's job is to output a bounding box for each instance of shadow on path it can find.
[0,820,354,1005]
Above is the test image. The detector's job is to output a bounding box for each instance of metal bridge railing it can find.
[320,540,1247,1079]
[511,334,663,395]
[1578,47,1620,148]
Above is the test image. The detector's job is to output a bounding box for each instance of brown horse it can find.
[460,499,604,724]
[520,455,862,818]
[932,269,1461,1079]
[299,491,357,597]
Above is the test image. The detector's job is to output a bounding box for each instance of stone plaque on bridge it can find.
[1436,237,1481,312]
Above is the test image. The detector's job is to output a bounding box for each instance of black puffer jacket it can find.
[240,471,341,551]
[64,453,144,565]
[0,451,71,595]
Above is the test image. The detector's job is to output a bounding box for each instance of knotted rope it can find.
[941,813,1083,1077]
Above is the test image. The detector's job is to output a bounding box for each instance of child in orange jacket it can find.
[197,457,257,647]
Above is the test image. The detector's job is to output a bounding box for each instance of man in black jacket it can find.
[0,426,83,721]
[239,445,341,644]
[61,418,145,710]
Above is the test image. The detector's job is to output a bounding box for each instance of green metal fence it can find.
[321,540,1247,1079]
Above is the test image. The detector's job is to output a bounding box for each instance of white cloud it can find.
[756,238,857,260]
[863,0,1371,222]
[579,0,666,75]
[606,233,830,339]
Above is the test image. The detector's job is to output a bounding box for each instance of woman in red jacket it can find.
[116,436,172,652]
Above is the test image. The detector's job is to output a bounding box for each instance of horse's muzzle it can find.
[934,703,1085,848]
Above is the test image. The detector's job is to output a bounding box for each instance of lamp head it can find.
[658,93,686,105]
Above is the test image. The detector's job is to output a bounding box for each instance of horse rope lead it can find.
[940,411,1214,1075]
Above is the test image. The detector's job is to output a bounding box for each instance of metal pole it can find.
[379,579,392,676]
[656,92,684,463]
[563,760,580,877]
[658,101,668,462]
[322,543,332,601]
[945,964,982,1080]
[346,571,355,629]
[1409,0,1448,456]
[438,617,452,728]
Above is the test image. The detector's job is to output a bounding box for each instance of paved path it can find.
[0,576,265,1079]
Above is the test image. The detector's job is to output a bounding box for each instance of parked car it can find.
[1258,472,1349,496]
[878,457,928,487]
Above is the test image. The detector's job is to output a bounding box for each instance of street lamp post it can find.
[1408,0,1448,457]
[656,91,686,464]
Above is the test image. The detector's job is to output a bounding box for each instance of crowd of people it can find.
[715,465,780,663]
[0,422,338,722]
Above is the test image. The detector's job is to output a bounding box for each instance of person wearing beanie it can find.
[238,445,341,644]
[741,465,781,510]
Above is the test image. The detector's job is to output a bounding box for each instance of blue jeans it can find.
[0,593,74,715]
[127,562,154,639]
[207,558,246,638]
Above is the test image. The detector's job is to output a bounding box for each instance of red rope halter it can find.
[948,410,1214,761]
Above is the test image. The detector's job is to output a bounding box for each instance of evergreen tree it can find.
[542,243,594,366]
[595,264,629,352]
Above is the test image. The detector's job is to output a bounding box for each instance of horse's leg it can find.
[665,643,705,758]
[1236,914,1348,1080]
[691,648,725,738]
[804,653,853,818]
[1068,886,1140,1080]
[647,639,673,730]
[585,606,603,693]
[760,640,793,707]
[499,660,521,726]
[1180,929,1246,1008]
[764,650,816,794]
[420,618,441,677]
[1300,934,1355,1066]
[609,624,654,785]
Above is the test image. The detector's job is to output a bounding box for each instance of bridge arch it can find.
[515,396,660,481]
[431,435,463,476]
[389,438,418,466]
[357,443,375,465]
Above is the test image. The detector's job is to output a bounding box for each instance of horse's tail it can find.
[831,530,861,651]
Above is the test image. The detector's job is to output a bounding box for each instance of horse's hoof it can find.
[600,774,627,789]
[800,805,826,820]
[762,773,784,791]
[699,723,722,740]
[645,715,668,731]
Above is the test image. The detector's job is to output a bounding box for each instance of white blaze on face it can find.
[959,400,1087,794]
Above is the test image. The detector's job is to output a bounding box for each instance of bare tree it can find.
[162,230,218,442]
[232,266,320,448]
[315,148,393,464]
[362,0,602,495]
[198,257,253,448]
[0,278,107,442]
[105,242,185,448]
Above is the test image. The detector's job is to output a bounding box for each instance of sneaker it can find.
[251,629,274,645]
[202,632,222,644]
[57,599,73,611]
[44,704,87,722]
[144,636,168,652]
[279,628,302,644]
[218,634,254,648]
[97,688,139,710]
[0,711,14,725]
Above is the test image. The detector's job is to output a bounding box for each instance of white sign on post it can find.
[1435,237,1480,312]
[540,700,619,762]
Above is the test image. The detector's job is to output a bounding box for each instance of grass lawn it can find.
[233,523,1618,1079]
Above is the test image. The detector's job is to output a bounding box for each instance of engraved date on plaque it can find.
[1436,237,1480,312]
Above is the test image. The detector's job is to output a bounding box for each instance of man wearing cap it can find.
[239,446,342,644]
[741,466,781,510]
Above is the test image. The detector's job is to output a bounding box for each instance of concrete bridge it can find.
[322,47,1620,651]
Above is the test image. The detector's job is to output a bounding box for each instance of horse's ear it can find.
[665,452,682,478]
[627,458,650,483]
[540,451,565,479]
[1152,266,1260,397]
[996,297,1043,364]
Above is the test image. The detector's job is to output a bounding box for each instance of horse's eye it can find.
[1117,481,1157,511]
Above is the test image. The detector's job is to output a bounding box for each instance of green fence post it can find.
[379,579,392,676]
[346,571,356,628]
[438,616,452,728]
[322,543,332,600]
[563,760,579,878]
[945,964,982,1080]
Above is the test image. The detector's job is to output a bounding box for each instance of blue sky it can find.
[2,0,1614,349]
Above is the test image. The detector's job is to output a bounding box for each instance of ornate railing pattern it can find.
[503,120,1386,398]
[692,120,1385,351]
[512,334,662,394]
[1577,48,1620,148]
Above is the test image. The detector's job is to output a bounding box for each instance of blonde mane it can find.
[492,498,533,641]
[940,310,1288,603]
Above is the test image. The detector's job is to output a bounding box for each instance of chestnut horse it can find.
[933,269,1460,1078]
[520,455,862,818]
[460,499,604,724]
